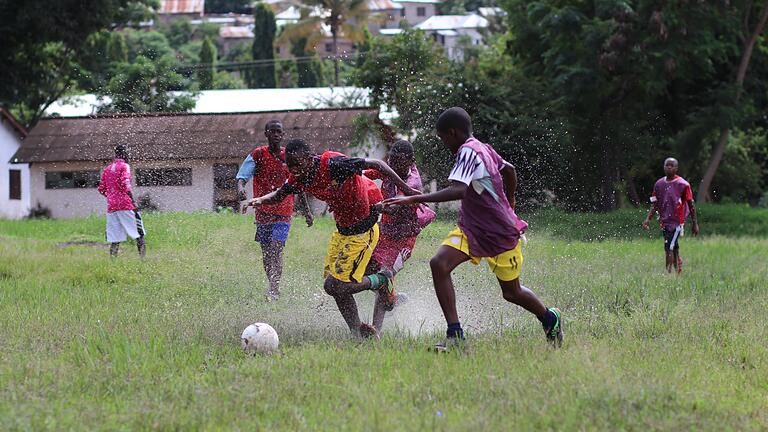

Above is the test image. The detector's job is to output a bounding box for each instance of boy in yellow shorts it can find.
[247,139,418,339]
[384,107,563,350]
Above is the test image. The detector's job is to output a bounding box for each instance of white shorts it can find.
[106,210,146,243]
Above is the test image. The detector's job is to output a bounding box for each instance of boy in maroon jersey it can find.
[237,120,312,300]
[642,157,700,273]
[363,139,435,332]
[246,138,418,339]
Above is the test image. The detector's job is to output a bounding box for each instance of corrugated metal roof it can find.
[159,0,205,14]
[17,108,380,163]
[368,0,403,11]
[415,14,488,30]
[219,26,254,39]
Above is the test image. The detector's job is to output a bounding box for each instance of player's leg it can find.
[261,241,284,299]
[106,211,129,258]
[429,245,471,337]
[134,210,146,258]
[663,228,675,272]
[323,228,380,337]
[110,243,120,257]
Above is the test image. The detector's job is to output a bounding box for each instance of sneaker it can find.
[544,307,563,348]
[359,323,380,340]
[369,269,396,310]
[431,337,466,353]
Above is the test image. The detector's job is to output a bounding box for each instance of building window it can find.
[417,6,426,16]
[136,168,192,187]
[401,9,405,17]
[9,169,21,200]
[276,46,281,54]
[325,43,333,53]
[45,171,100,189]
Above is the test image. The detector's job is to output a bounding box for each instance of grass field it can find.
[1,206,767,430]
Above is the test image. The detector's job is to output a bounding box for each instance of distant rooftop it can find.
[158,0,205,15]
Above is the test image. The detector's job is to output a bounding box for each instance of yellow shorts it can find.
[441,227,523,282]
[324,224,380,283]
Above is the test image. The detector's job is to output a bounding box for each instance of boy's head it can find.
[285,138,314,178]
[663,157,678,177]
[388,139,415,179]
[264,120,284,147]
[436,107,472,153]
[115,144,129,161]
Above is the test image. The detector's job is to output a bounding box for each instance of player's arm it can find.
[297,192,314,227]
[235,154,256,202]
[246,182,293,209]
[642,198,657,230]
[384,181,467,207]
[97,170,107,196]
[499,161,517,210]
[688,200,699,235]
[362,159,420,196]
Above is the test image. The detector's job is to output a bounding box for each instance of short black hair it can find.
[265,120,283,131]
[390,139,414,158]
[115,144,128,159]
[436,107,472,135]
[285,138,311,155]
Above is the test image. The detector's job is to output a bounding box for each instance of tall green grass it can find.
[1,209,767,430]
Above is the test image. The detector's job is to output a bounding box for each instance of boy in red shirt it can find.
[246,138,418,339]
[642,157,700,273]
[98,144,146,258]
[237,120,313,301]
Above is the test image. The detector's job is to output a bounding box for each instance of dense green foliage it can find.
[355,2,768,210]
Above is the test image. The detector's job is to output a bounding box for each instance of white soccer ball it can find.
[241,322,279,355]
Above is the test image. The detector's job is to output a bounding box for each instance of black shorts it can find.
[663,226,683,252]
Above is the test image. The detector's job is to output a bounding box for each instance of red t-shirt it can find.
[285,151,381,229]
[250,146,294,223]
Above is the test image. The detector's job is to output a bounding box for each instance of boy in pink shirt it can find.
[97,145,146,257]
[642,157,699,273]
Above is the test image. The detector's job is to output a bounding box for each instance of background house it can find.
[380,13,488,60]
[0,108,29,219]
[157,0,205,23]
[14,108,390,218]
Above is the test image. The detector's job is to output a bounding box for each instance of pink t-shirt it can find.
[98,159,135,213]
[651,175,693,229]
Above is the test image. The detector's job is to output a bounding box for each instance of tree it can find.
[162,18,193,49]
[281,0,371,86]
[205,0,251,13]
[698,1,768,202]
[250,3,277,88]
[98,56,196,114]
[291,37,323,87]
[0,0,157,126]
[198,37,216,90]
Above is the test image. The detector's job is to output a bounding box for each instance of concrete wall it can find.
[27,133,389,219]
[28,159,241,219]
[0,121,30,219]
[399,2,437,26]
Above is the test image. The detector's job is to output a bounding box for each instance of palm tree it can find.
[279,0,371,86]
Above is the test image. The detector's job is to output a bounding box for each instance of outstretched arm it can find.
[244,184,293,213]
[363,159,420,196]
[384,181,468,207]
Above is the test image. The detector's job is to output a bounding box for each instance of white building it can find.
[380,13,489,60]
[394,0,441,27]
[15,108,391,218]
[0,108,29,219]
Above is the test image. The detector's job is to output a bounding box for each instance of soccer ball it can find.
[241,322,279,355]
